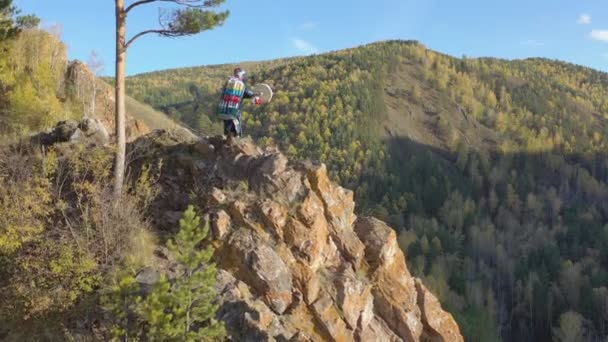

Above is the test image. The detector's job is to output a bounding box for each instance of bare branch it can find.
[126,0,158,13]
[126,29,170,48]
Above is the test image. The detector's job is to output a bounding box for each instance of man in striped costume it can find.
[217,67,261,138]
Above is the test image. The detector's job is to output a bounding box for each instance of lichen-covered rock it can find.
[31,118,110,147]
[415,279,463,342]
[355,217,422,340]
[306,164,364,268]
[358,317,404,342]
[307,164,357,231]
[284,215,329,268]
[135,267,160,294]
[257,199,289,240]
[354,217,403,271]
[311,291,353,342]
[282,188,335,269]
[334,266,374,330]
[208,187,227,206]
[291,262,321,304]
[211,209,231,240]
[215,270,278,341]
[77,117,110,145]
[225,229,293,314]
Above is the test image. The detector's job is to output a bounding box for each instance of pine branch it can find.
[126,29,182,48]
[126,5,228,48]
[126,0,221,14]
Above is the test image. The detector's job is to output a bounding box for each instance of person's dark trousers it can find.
[223,118,242,137]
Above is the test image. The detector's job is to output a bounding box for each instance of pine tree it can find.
[103,273,142,342]
[138,205,225,341]
[103,206,224,341]
[112,0,229,195]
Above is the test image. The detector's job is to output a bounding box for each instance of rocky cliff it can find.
[129,130,463,342]
[67,61,149,139]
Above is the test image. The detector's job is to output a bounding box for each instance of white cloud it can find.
[292,38,318,54]
[299,21,318,31]
[577,14,591,25]
[591,30,608,42]
[521,39,545,47]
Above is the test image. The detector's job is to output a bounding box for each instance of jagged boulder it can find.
[311,290,354,341]
[354,217,423,340]
[257,199,289,240]
[215,270,299,341]
[223,228,293,315]
[76,117,110,144]
[334,265,374,330]
[415,279,463,342]
[31,118,110,147]
[306,164,365,268]
[135,267,161,294]
[210,209,232,240]
[129,132,463,342]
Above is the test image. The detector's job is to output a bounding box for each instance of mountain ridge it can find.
[126,39,608,79]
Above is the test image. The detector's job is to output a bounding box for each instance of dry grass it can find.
[126,95,180,131]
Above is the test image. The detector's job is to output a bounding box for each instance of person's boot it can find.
[225,132,235,145]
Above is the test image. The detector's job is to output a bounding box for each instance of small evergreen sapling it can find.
[103,273,142,341]
[138,205,225,341]
[104,206,224,341]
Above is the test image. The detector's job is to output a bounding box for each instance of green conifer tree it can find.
[103,206,224,341]
[103,273,142,341]
[138,205,225,341]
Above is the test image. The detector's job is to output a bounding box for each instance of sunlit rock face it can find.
[131,132,463,342]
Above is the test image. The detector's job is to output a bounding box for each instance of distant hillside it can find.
[126,40,608,342]
[68,61,178,136]
[123,59,293,134]
[125,94,180,131]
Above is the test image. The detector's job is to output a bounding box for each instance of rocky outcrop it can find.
[129,131,463,342]
[30,118,110,147]
[67,60,149,139]
[415,279,462,342]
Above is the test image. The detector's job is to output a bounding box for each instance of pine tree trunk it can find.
[113,0,126,196]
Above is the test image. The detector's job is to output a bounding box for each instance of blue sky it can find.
[14,0,608,75]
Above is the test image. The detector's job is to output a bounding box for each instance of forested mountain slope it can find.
[126,40,608,341]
